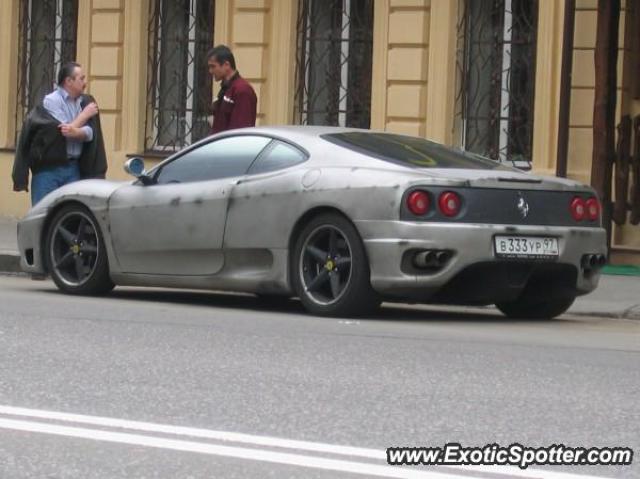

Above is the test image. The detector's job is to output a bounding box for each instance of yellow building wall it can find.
[0,0,132,219]
[82,0,135,185]
[85,0,125,165]
[0,0,639,258]
[568,0,625,185]
[0,151,23,217]
[530,0,565,176]
[569,0,640,255]
[371,0,430,136]
[613,1,640,254]
[218,0,269,124]
[0,0,26,217]
[215,0,297,126]
[0,0,291,221]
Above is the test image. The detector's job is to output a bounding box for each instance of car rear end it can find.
[321,131,607,306]
[358,181,606,305]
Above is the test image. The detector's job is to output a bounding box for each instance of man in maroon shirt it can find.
[207,45,257,134]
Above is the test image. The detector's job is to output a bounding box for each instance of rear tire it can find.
[496,295,575,319]
[292,213,380,317]
[45,204,114,295]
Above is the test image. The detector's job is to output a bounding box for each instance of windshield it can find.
[322,132,514,170]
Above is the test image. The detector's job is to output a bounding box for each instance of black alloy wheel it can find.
[293,213,380,317]
[46,205,114,295]
[300,224,353,305]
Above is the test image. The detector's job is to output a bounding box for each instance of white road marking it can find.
[0,405,614,479]
[0,417,470,479]
[0,405,381,459]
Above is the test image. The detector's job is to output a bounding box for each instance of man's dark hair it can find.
[57,61,81,86]
[207,45,236,70]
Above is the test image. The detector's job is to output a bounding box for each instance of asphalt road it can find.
[0,275,638,479]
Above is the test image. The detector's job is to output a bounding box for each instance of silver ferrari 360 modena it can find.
[18,126,607,318]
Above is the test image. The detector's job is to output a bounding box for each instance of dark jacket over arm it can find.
[12,95,107,190]
[12,106,67,191]
[79,94,107,179]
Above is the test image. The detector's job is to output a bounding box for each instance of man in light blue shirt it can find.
[31,62,99,204]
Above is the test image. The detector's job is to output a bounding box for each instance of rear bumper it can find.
[356,220,607,302]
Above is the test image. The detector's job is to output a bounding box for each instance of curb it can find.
[569,309,640,321]
[0,251,21,274]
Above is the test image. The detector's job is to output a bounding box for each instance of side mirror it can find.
[124,157,153,185]
[124,157,145,176]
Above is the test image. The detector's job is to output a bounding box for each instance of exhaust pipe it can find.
[581,254,607,270]
[435,250,451,267]
[413,251,437,268]
[413,249,454,270]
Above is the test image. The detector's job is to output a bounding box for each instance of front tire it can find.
[496,295,575,319]
[45,204,114,295]
[292,213,380,317]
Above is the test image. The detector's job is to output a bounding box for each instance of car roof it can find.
[230,125,366,136]
[211,125,379,145]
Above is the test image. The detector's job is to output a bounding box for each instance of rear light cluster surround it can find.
[570,195,600,222]
[404,189,464,219]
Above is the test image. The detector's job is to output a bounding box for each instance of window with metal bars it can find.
[294,0,373,129]
[145,0,215,153]
[455,0,538,168]
[16,0,78,138]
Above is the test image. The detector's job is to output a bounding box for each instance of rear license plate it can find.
[494,235,559,259]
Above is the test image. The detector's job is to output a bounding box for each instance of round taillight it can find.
[407,191,430,215]
[570,197,586,221]
[438,191,461,217]
[585,197,600,221]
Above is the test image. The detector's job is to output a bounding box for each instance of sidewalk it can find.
[0,216,638,319]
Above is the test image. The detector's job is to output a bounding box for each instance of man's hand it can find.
[59,124,87,140]
[81,102,99,119]
[59,124,76,137]
[66,102,98,130]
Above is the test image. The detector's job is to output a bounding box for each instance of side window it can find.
[248,141,307,175]
[156,136,271,184]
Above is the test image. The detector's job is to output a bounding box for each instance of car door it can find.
[224,140,309,249]
[108,135,272,275]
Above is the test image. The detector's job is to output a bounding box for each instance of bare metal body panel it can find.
[18,126,607,304]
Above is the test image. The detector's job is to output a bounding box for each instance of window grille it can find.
[16,0,78,136]
[294,0,373,128]
[455,0,538,168]
[146,0,215,152]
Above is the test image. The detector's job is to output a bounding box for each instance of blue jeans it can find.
[31,161,81,205]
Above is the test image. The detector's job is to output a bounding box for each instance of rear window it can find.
[322,132,511,170]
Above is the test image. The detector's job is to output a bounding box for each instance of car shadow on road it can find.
[38,286,559,325]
